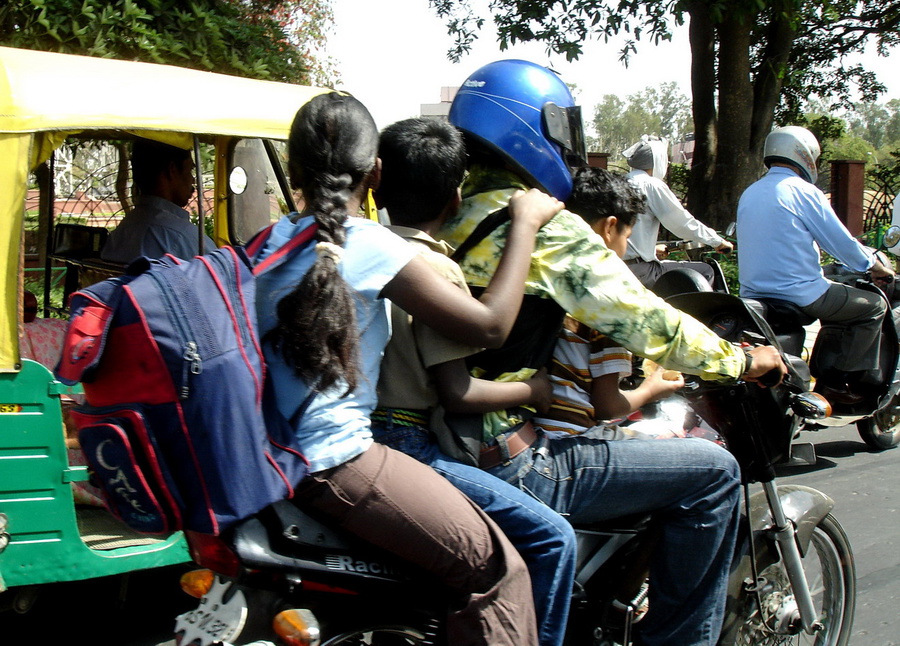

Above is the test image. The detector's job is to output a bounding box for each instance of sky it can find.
[326,0,899,133]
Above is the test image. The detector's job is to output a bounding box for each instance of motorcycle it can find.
[171,290,855,646]
[750,225,900,450]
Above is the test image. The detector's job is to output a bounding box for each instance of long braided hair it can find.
[264,92,379,394]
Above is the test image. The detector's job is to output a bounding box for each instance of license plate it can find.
[175,575,248,646]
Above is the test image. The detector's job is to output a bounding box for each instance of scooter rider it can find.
[622,135,733,288]
[437,59,787,646]
[737,125,895,405]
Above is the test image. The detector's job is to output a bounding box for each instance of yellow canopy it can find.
[0,47,330,371]
[0,46,329,138]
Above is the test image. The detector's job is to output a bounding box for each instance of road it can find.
[1,423,897,645]
[774,423,900,646]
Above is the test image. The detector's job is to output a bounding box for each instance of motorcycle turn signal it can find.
[273,608,321,646]
[179,568,216,599]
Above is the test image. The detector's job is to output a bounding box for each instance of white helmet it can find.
[763,126,821,183]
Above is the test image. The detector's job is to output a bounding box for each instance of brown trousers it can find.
[294,442,537,646]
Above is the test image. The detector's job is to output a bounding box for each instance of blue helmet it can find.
[449,59,587,200]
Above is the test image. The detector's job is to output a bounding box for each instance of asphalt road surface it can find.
[1,423,897,645]
[774,422,900,646]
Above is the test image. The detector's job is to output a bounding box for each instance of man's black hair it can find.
[131,138,192,194]
[567,166,645,230]
[377,118,466,225]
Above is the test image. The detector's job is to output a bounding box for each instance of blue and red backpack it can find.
[55,223,317,536]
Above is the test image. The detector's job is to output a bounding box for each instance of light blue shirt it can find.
[101,195,215,263]
[255,214,416,473]
[738,166,874,306]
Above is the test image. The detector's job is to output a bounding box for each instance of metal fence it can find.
[863,164,899,234]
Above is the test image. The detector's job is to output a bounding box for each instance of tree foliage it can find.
[845,99,900,152]
[0,0,336,85]
[589,82,692,163]
[430,0,900,229]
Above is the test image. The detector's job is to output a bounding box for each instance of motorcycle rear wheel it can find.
[857,409,900,450]
[719,513,856,646]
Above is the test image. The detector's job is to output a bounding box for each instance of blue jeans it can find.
[372,420,576,646]
[488,432,741,646]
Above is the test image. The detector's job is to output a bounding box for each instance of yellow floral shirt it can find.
[437,166,746,436]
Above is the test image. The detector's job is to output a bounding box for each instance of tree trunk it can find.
[685,7,717,223]
[751,9,798,161]
[705,14,756,230]
[687,5,800,231]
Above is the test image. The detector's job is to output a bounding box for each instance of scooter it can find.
[750,225,900,450]
[649,239,731,299]
[171,290,855,646]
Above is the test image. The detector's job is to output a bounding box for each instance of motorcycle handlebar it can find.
[758,367,785,389]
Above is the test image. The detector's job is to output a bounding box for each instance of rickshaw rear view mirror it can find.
[229,166,248,195]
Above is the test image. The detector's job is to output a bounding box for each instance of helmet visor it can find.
[543,102,587,170]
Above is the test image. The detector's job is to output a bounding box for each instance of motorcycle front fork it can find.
[760,480,826,636]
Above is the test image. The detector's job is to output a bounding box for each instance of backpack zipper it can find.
[147,272,203,399]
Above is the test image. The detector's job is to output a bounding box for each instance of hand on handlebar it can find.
[716,240,734,254]
[741,345,787,388]
[869,257,895,284]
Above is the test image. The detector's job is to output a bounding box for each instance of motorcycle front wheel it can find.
[719,513,856,646]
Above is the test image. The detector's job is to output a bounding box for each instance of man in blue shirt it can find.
[738,126,894,403]
[102,139,214,263]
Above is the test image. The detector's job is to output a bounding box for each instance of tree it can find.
[0,0,336,85]
[846,99,900,152]
[590,82,692,164]
[430,0,900,229]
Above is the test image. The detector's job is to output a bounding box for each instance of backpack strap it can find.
[449,205,566,380]
[55,273,140,385]
[450,207,510,263]
[244,223,277,258]
[248,221,320,276]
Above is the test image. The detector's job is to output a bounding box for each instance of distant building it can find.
[672,133,695,167]
[420,86,458,119]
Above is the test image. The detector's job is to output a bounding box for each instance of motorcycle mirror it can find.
[882,225,900,250]
[725,221,736,238]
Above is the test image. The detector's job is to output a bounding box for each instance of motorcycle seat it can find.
[752,298,816,331]
[574,513,654,534]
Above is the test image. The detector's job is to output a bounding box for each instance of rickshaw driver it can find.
[101,138,215,263]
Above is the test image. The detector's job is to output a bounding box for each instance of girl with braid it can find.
[254,92,562,646]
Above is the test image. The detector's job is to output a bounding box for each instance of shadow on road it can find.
[813,439,878,459]
[775,456,838,476]
[775,437,884,477]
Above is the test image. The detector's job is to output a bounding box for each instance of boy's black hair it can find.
[377,118,466,225]
[567,166,645,231]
